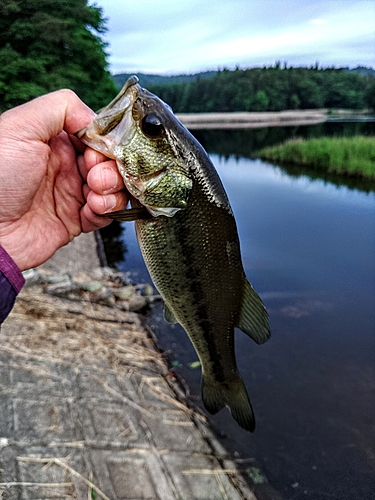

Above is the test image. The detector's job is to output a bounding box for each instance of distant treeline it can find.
[112,71,217,89]
[120,66,375,113]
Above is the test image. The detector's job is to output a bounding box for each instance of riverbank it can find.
[176,110,327,129]
[0,232,281,500]
[258,136,375,179]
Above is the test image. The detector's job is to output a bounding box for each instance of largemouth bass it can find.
[78,76,270,432]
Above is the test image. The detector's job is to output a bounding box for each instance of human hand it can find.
[0,90,127,271]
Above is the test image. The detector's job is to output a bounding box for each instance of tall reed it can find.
[258,136,375,179]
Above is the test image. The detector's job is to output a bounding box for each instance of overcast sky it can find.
[96,0,374,75]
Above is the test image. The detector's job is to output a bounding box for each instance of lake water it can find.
[106,122,375,500]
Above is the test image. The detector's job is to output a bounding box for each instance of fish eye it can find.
[141,113,164,136]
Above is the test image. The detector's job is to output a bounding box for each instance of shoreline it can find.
[176,109,328,129]
[2,232,278,500]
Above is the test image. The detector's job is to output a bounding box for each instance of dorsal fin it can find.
[237,278,270,344]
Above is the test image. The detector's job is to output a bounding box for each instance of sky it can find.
[96,0,374,75]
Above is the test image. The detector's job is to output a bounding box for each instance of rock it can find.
[141,283,154,297]
[70,271,94,284]
[89,286,114,303]
[99,295,116,307]
[128,295,148,312]
[113,286,136,300]
[42,272,72,284]
[147,294,163,303]
[115,300,129,311]
[81,281,104,293]
[23,265,156,313]
[92,266,131,287]
[22,268,40,285]
[90,266,113,280]
[45,279,78,296]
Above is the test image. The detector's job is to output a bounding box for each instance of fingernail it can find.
[102,167,118,193]
[104,194,117,213]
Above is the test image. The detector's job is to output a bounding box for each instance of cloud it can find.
[309,18,328,25]
[98,0,375,74]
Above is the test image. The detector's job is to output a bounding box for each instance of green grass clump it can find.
[258,136,375,179]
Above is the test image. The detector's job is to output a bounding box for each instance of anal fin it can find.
[237,278,270,344]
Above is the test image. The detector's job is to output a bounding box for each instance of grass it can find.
[258,136,375,179]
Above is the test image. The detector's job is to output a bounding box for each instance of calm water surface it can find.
[111,125,375,500]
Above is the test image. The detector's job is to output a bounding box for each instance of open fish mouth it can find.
[76,76,140,158]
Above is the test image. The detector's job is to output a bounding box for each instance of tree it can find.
[253,90,269,111]
[0,0,117,110]
[297,78,324,108]
[148,66,371,113]
[365,79,375,112]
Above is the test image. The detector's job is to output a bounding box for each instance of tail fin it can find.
[201,373,256,432]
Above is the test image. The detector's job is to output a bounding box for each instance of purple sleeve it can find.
[0,246,25,323]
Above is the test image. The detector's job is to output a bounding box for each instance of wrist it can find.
[0,246,25,292]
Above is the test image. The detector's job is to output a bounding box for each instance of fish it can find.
[77,76,270,432]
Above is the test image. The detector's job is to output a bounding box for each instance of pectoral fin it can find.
[163,303,178,324]
[97,207,151,222]
[237,278,270,344]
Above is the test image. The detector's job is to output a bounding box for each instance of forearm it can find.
[0,246,25,323]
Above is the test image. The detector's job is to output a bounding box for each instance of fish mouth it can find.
[94,75,140,118]
[76,76,141,156]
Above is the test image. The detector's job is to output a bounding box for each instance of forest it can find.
[145,66,375,113]
[0,0,117,111]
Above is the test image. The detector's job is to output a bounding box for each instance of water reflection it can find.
[193,122,375,194]
[192,120,375,160]
[216,157,374,294]
[99,220,128,268]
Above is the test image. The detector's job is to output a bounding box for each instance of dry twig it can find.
[17,457,111,500]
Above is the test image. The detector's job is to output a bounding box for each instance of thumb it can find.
[1,89,96,143]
